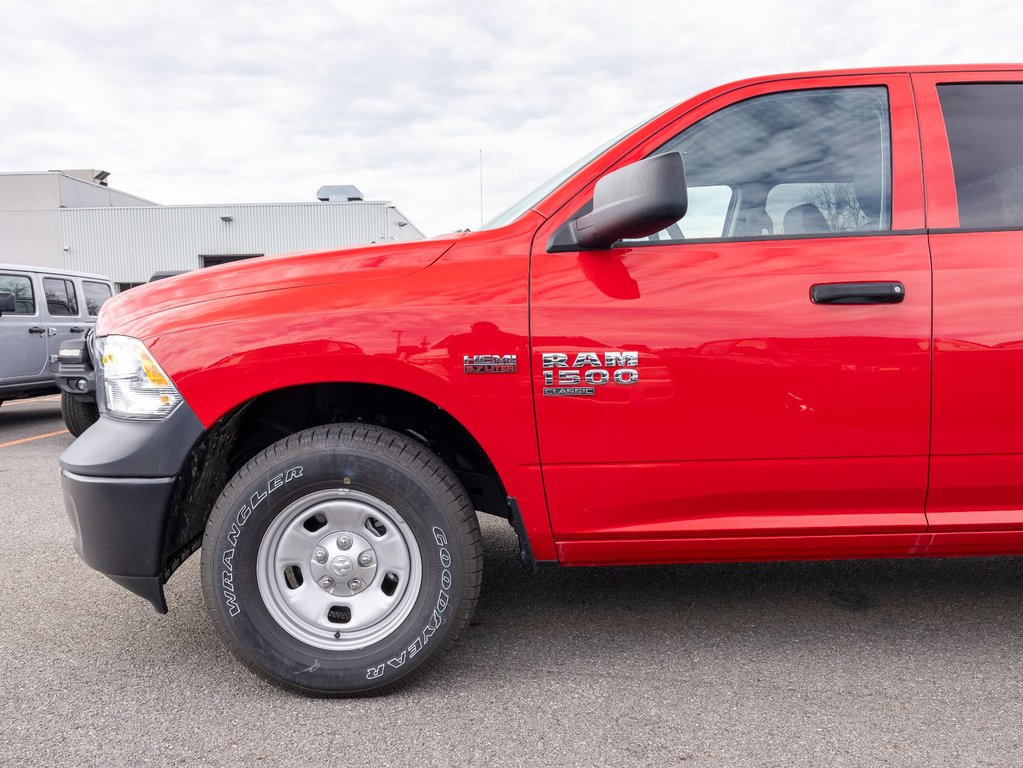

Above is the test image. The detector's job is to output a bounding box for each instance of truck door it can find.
[0,270,48,379]
[529,74,931,558]
[913,70,1023,531]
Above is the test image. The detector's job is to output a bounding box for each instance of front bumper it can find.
[62,471,176,611]
[59,403,206,612]
[55,334,96,400]
[55,367,96,401]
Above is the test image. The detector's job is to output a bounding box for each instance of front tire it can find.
[61,392,99,437]
[201,423,482,696]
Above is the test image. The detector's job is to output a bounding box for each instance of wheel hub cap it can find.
[307,529,378,596]
[329,556,353,579]
[256,489,423,651]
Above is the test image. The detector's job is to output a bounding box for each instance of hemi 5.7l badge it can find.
[464,354,517,374]
[542,351,639,396]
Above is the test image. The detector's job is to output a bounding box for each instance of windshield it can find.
[479,121,646,231]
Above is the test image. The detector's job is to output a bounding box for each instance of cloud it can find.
[0,0,1021,235]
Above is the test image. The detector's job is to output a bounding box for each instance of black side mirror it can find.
[569,152,688,250]
[0,291,15,315]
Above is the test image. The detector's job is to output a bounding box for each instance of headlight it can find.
[97,335,182,420]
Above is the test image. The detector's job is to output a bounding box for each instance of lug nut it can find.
[319,576,335,590]
[337,535,353,550]
[348,578,363,591]
[313,549,328,564]
[358,552,373,567]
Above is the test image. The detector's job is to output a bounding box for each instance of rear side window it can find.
[937,83,1023,229]
[0,274,35,314]
[83,281,112,316]
[43,277,79,316]
[625,86,891,244]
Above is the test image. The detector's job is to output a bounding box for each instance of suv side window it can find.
[936,83,1023,229]
[625,87,891,243]
[0,274,35,314]
[43,277,79,316]
[82,281,113,316]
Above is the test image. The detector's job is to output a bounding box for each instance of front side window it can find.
[43,277,79,316]
[624,87,891,243]
[0,274,35,314]
[937,83,1023,229]
[643,185,734,241]
[83,281,113,316]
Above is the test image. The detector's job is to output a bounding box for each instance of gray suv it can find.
[0,264,114,430]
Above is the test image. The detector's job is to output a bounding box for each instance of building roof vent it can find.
[60,169,111,186]
[316,185,363,202]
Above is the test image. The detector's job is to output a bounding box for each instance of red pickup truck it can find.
[60,65,1023,696]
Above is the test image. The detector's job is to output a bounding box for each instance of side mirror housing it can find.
[0,291,15,315]
[570,152,688,249]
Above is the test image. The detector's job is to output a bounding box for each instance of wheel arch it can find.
[160,382,512,583]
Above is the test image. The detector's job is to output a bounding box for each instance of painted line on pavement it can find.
[2,396,61,406]
[0,429,69,449]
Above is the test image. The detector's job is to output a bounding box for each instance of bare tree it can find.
[0,278,34,312]
[800,183,868,232]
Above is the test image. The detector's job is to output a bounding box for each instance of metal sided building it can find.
[0,171,424,291]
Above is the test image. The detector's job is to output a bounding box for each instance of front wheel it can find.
[201,423,482,696]
[61,392,99,437]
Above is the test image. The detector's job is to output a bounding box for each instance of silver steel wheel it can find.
[256,489,423,651]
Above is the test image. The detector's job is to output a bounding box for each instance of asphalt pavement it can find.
[2,396,1022,767]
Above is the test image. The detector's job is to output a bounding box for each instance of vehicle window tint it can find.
[83,281,112,316]
[937,83,1023,229]
[643,87,891,242]
[43,277,79,316]
[0,274,35,314]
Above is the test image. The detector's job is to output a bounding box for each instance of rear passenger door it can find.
[0,271,47,379]
[914,70,1023,530]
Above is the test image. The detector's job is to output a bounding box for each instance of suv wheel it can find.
[201,423,482,696]
[61,392,99,437]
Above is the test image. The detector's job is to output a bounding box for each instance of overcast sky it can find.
[1,1,1021,236]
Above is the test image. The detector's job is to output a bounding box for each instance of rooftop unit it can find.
[316,185,364,202]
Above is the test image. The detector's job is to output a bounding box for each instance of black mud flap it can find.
[108,575,168,614]
[508,497,557,572]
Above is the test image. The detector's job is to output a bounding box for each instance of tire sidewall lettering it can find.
[219,465,303,617]
[365,538,451,680]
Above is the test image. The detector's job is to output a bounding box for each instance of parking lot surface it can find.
[2,396,1023,767]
